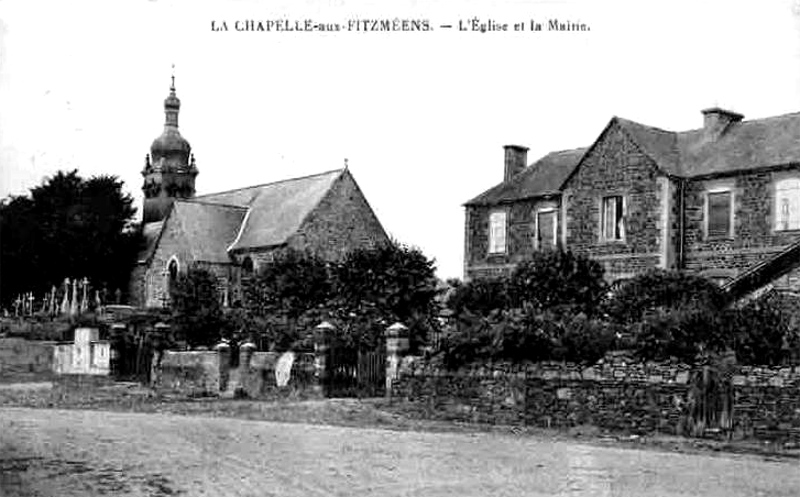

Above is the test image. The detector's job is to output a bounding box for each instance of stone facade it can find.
[464,110,800,294]
[286,171,387,261]
[563,122,665,280]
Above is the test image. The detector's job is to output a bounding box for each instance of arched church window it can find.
[242,256,254,275]
[167,258,179,287]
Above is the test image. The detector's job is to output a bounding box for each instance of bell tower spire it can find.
[141,71,198,224]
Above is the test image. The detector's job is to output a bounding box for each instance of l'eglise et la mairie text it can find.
[457,18,590,32]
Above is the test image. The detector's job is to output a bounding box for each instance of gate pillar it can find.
[314,321,335,397]
[385,322,408,398]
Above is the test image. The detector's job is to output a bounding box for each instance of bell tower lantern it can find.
[141,74,198,224]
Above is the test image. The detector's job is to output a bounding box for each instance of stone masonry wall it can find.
[393,353,800,442]
[0,338,56,379]
[142,212,195,308]
[464,198,559,280]
[153,349,321,399]
[563,121,664,281]
[289,170,390,261]
[154,351,220,396]
[683,170,800,282]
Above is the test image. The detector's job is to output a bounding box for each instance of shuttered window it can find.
[707,191,733,238]
[536,210,557,249]
[601,196,624,241]
[489,211,507,254]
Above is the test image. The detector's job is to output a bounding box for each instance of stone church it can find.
[129,79,389,308]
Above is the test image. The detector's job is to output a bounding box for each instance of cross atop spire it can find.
[344,158,349,169]
[170,63,176,91]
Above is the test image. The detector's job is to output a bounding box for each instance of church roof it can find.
[194,168,344,251]
[171,201,248,263]
[136,220,165,264]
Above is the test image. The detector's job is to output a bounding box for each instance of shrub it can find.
[445,278,509,316]
[508,249,607,314]
[603,270,726,325]
[631,306,724,362]
[724,293,796,366]
[169,267,224,347]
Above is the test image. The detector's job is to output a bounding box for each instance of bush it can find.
[508,249,607,314]
[169,267,224,347]
[603,270,726,325]
[631,306,724,362]
[445,278,509,316]
[440,304,618,369]
[725,293,797,366]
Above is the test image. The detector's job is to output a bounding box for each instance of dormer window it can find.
[775,178,800,231]
[488,211,507,254]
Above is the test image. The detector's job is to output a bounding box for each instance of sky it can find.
[2,0,800,280]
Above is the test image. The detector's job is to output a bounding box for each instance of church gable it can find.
[288,169,390,260]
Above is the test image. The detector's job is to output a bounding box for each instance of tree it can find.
[169,267,224,347]
[0,170,139,306]
[331,242,441,351]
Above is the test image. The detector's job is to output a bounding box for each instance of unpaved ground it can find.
[2,407,800,497]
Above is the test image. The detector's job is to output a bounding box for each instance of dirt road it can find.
[1,407,798,496]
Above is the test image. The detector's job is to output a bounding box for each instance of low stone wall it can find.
[235,352,319,399]
[154,351,221,396]
[153,349,321,399]
[0,338,56,380]
[393,353,800,442]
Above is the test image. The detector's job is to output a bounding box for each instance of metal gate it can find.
[110,331,154,384]
[326,342,385,398]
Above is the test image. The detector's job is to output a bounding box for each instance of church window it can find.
[167,258,179,287]
[242,256,254,275]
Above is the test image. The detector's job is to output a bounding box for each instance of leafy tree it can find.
[507,249,607,314]
[331,242,441,351]
[169,267,224,347]
[243,250,332,320]
[0,170,139,306]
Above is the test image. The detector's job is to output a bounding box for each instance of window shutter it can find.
[707,192,731,237]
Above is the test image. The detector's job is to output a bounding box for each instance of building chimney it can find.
[701,107,744,141]
[504,145,529,182]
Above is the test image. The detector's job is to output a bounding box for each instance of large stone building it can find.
[129,80,389,308]
[465,108,800,301]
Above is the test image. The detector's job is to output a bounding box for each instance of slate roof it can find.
[465,147,587,206]
[466,110,800,206]
[171,201,248,263]
[137,168,345,263]
[136,220,165,264]
[195,168,343,251]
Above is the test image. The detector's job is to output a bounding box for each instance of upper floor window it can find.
[601,195,625,241]
[488,211,507,254]
[775,178,800,231]
[706,190,733,239]
[536,208,557,249]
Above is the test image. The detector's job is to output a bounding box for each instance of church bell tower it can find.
[142,75,198,224]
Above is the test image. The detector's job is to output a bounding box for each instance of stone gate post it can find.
[314,321,335,397]
[214,341,231,393]
[385,322,409,398]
